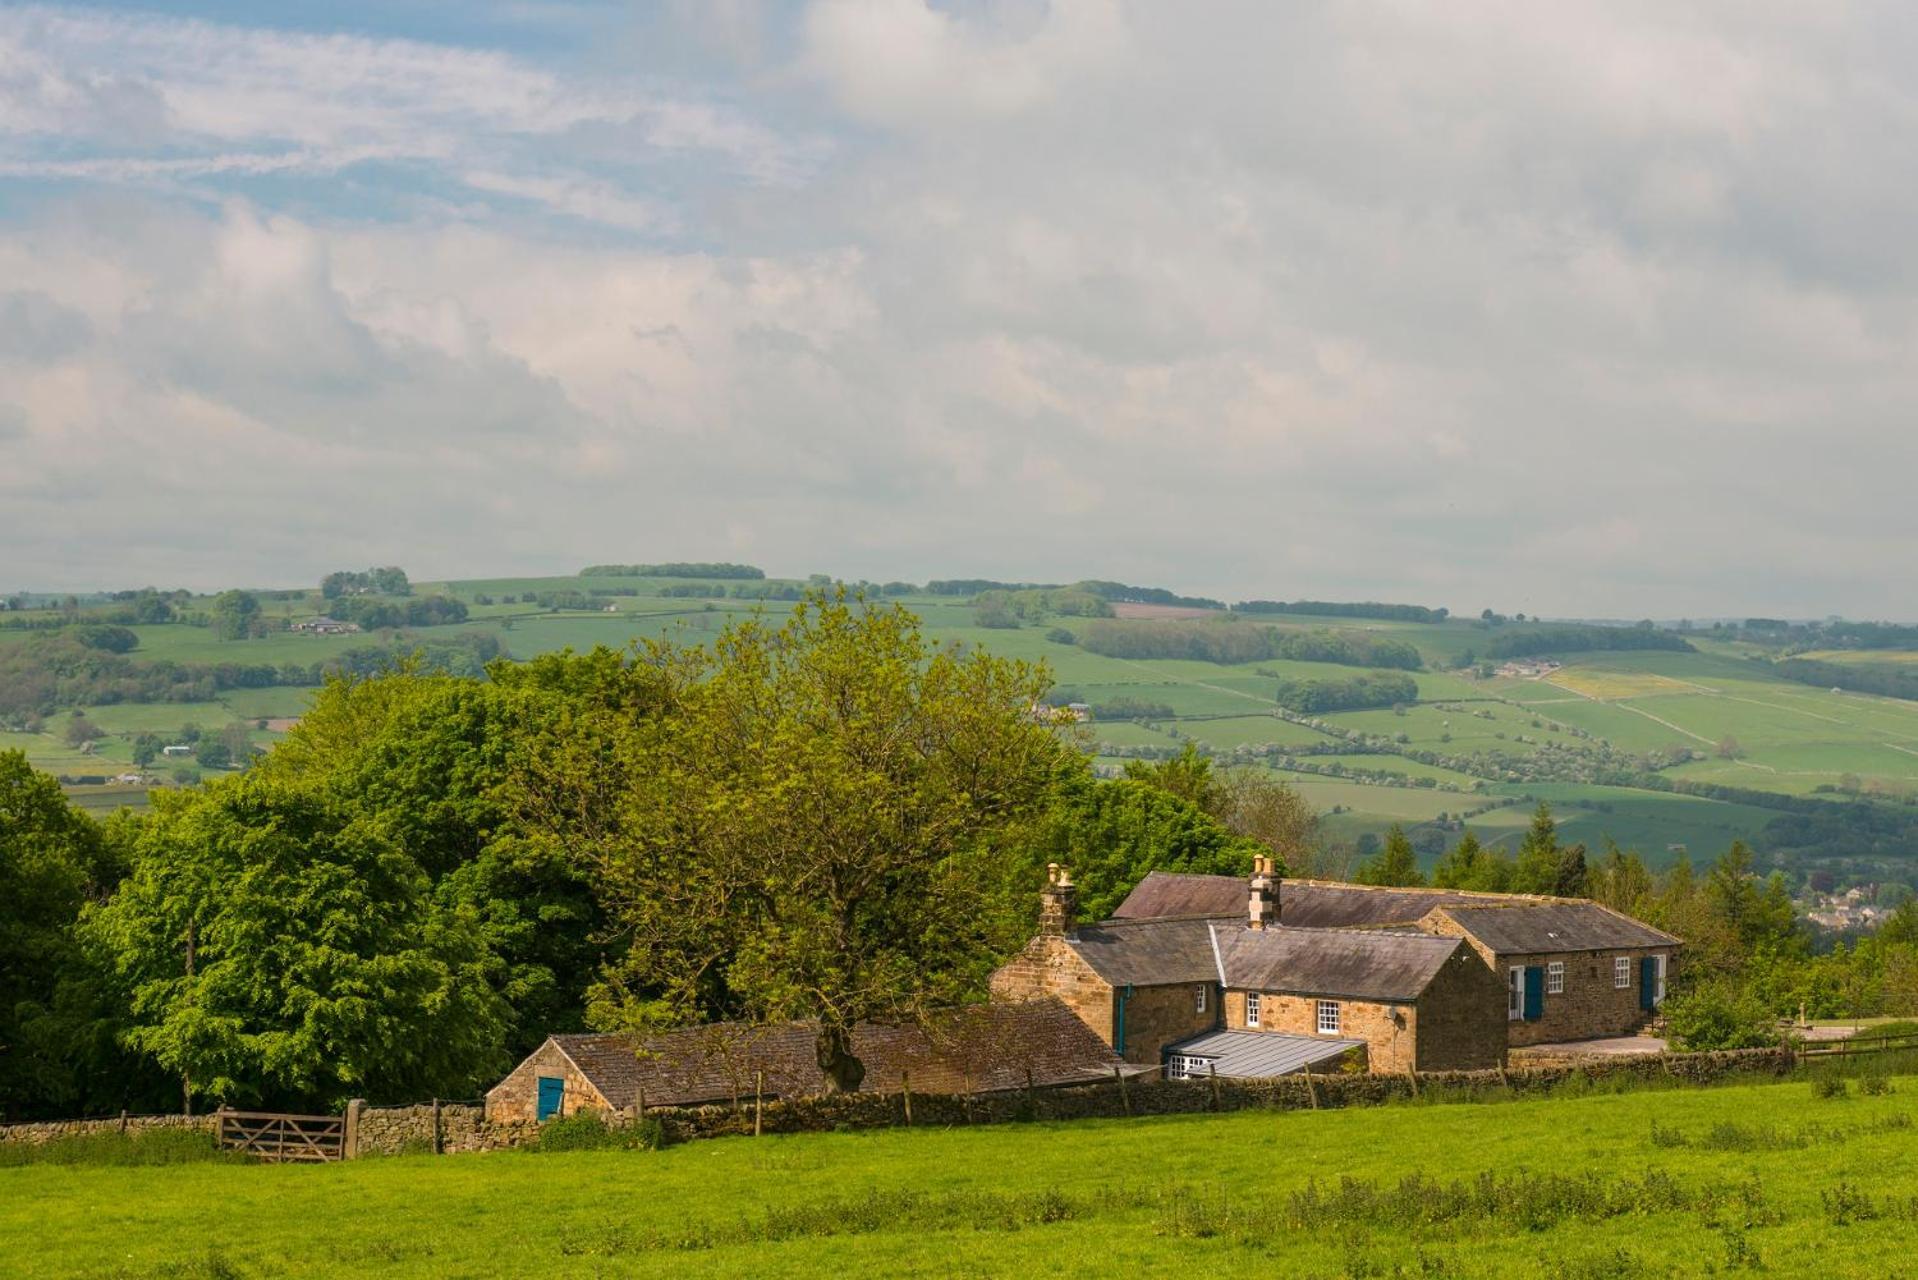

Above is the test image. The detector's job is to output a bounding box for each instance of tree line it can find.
[1074,620,1422,669]
[580,562,766,579]
[0,595,1320,1119]
[1481,625,1693,659]
[1232,600,1447,623]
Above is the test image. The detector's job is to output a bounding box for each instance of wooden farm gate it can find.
[214,1110,345,1163]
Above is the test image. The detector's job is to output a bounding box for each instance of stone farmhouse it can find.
[989,858,1680,1078]
[487,998,1132,1123]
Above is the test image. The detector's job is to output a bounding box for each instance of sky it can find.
[2,2,1915,618]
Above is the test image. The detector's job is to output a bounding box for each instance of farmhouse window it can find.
[1195,984,1208,1014]
[1168,1055,1210,1081]
[1316,1000,1341,1035]
[1508,967,1523,1020]
[1615,957,1631,988]
[1245,992,1262,1027]
[1546,961,1565,995]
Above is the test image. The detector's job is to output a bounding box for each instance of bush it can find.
[528,1112,663,1153]
[1813,1076,1850,1100]
[1045,628,1076,645]
[1662,982,1781,1052]
[1860,1073,1893,1097]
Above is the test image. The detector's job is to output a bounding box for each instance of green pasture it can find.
[9,1074,1914,1277]
[1471,784,1788,865]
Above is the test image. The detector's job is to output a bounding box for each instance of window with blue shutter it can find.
[536,1075,564,1121]
[1522,965,1544,1021]
[1639,957,1657,1012]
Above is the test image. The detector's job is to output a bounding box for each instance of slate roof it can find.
[1213,925,1464,1001]
[1111,872,1497,927]
[539,999,1126,1108]
[1164,1028,1364,1078]
[1062,916,1222,986]
[1428,902,1681,954]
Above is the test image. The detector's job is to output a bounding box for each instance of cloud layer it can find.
[3,2,1916,616]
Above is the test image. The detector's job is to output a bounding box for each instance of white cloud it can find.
[6,2,1918,616]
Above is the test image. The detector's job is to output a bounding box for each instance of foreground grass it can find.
[9,1077,1918,1278]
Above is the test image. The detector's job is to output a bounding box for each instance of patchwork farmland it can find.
[12,572,1918,874]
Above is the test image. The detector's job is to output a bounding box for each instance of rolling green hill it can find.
[10,572,1918,879]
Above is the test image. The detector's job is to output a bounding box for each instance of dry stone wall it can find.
[0,1047,1799,1156]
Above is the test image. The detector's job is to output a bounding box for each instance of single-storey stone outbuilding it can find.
[487,997,1134,1123]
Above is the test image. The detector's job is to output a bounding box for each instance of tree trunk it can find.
[815,1021,866,1094]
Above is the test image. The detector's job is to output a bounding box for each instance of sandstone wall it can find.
[988,937,1114,1044]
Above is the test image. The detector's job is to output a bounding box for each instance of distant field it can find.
[17,581,1918,864]
[6,1075,1913,1277]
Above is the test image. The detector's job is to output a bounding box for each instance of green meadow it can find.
[6,1074,1917,1278]
[19,573,1918,866]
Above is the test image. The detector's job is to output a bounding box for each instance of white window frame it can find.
[1316,1000,1341,1036]
[1245,991,1262,1028]
[1654,954,1668,1006]
[1194,984,1208,1014]
[1168,1054,1211,1081]
[1615,956,1631,989]
[1508,966,1524,1020]
[1546,961,1565,995]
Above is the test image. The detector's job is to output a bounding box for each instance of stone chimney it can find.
[1039,863,1078,937]
[1248,854,1279,930]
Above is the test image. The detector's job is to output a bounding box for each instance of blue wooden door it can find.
[1522,966,1544,1022]
[1639,957,1657,1012]
[536,1076,564,1121]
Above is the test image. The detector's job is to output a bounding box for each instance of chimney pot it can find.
[1040,865,1078,937]
[1248,855,1279,930]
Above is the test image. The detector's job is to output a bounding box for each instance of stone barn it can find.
[487,998,1131,1123]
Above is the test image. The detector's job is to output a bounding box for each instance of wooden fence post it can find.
[1209,1063,1221,1112]
[432,1098,443,1155]
[753,1070,763,1137]
[1114,1065,1132,1117]
[901,1069,913,1127]
[344,1099,364,1160]
[1302,1064,1319,1110]
[118,1109,128,1135]
[213,1106,226,1150]
[1406,1069,1420,1098]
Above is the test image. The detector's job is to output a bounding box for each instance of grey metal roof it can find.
[1064,916,1222,986]
[1214,924,1462,1001]
[1431,902,1681,954]
[1163,1028,1364,1078]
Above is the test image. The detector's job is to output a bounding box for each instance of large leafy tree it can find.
[572,592,1071,1092]
[1029,773,1269,921]
[85,776,511,1109]
[0,752,128,1119]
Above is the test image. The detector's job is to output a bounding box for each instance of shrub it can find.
[1662,982,1781,1051]
[527,1112,663,1153]
[1813,1076,1851,1100]
[1860,1073,1893,1097]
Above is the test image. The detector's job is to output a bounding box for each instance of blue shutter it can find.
[1639,957,1657,1012]
[536,1075,564,1121]
[1522,965,1544,1021]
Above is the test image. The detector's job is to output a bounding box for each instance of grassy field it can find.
[19,576,1918,863]
[6,1074,1918,1277]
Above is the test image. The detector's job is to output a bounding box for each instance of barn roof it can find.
[1213,925,1464,1002]
[533,999,1127,1108]
[1427,902,1681,954]
[1163,1028,1364,1078]
[1062,916,1222,986]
